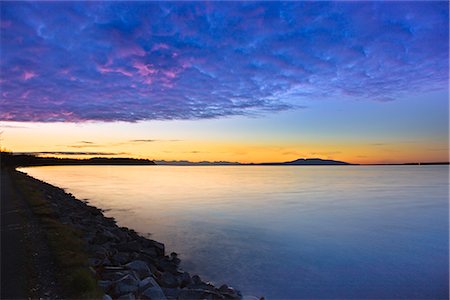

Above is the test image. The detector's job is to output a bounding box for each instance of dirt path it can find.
[1,169,61,299]
[1,168,28,299]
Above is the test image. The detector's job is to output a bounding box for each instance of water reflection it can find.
[21,165,449,298]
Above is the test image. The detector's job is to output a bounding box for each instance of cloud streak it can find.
[16,151,125,156]
[0,2,447,122]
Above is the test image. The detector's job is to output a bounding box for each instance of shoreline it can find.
[12,169,243,300]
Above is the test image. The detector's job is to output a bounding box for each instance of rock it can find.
[187,282,216,292]
[156,258,179,275]
[113,252,130,265]
[102,229,120,242]
[91,245,108,258]
[241,297,259,300]
[104,266,127,272]
[157,272,178,288]
[141,285,167,300]
[219,285,229,293]
[138,276,160,292]
[118,293,136,300]
[177,272,192,288]
[178,289,224,300]
[101,270,129,282]
[218,284,241,299]
[114,274,139,296]
[162,288,181,299]
[113,228,130,241]
[103,294,113,300]
[125,260,152,279]
[141,248,158,258]
[115,240,142,252]
[88,258,102,267]
[169,252,181,265]
[102,257,112,266]
[98,280,113,291]
[192,275,202,285]
[148,240,165,256]
[93,230,110,244]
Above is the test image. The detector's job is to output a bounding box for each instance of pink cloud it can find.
[116,44,146,58]
[133,61,157,76]
[20,90,31,99]
[97,65,133,77]
[22,71,37,80]
[151,43,170,51]
[1,20,12,28]
[163,70,177,79]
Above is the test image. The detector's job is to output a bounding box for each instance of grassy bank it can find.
[10,170,103,298]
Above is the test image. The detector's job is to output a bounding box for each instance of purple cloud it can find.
[0,1,448,122]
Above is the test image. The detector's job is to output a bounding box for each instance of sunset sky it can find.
[1,1,448,164]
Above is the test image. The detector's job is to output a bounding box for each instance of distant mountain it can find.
[155,160,241,166]
[155,158,352,166]
[1,152,351,167]
[269,158,351,165]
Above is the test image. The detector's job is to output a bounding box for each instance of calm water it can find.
[20,166,449,299]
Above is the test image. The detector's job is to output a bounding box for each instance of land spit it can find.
[16,170,243,300]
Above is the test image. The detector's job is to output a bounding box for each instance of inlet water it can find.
[20,165,449,299]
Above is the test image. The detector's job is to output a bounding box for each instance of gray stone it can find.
[178,289,225,300]
[118,293,136,300]
[158,272,178,288]
[138,276,160,292]
[113,252,130,265]
[103,294,113,300]
[156,259,179,275]
[219,284,241,299]
[115,240,142,252]
[192,275,202,285]
[125,260,152,279]
[148,240,165,256]
[101,270,129,282]
[141,285,167,300]
[98,280,113,291]
[93,231,110,244]
[88,258,102,267]
[141,247,158,258]
[102,229,120,242]
[114,274,139,295]
[177,272,192,288]
[162,288,181,299]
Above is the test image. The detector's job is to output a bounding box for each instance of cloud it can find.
[0,2,447,122]
[17,151,125,156]
[0,124,28,129]
[129,139,156,143]
[129,139,181,143]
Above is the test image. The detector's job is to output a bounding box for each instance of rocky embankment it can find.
[24,172,242,300]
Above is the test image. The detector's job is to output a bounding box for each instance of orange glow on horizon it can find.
[1,121,448,165]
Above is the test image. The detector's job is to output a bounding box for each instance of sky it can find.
[0,1,448,164]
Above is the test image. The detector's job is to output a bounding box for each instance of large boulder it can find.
[157,272,179,288]
[125,260,153,279]
[115,240,142,252]
[118,293,136,300]
[178,289,225,300]
[177,272,192,288]
[114,274,139,296]
[146,240,165,256]
[141,285,167,300]
[138,276,159,292]
[113,252,130,265]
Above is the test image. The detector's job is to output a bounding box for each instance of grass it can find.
[12,171,103,299]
